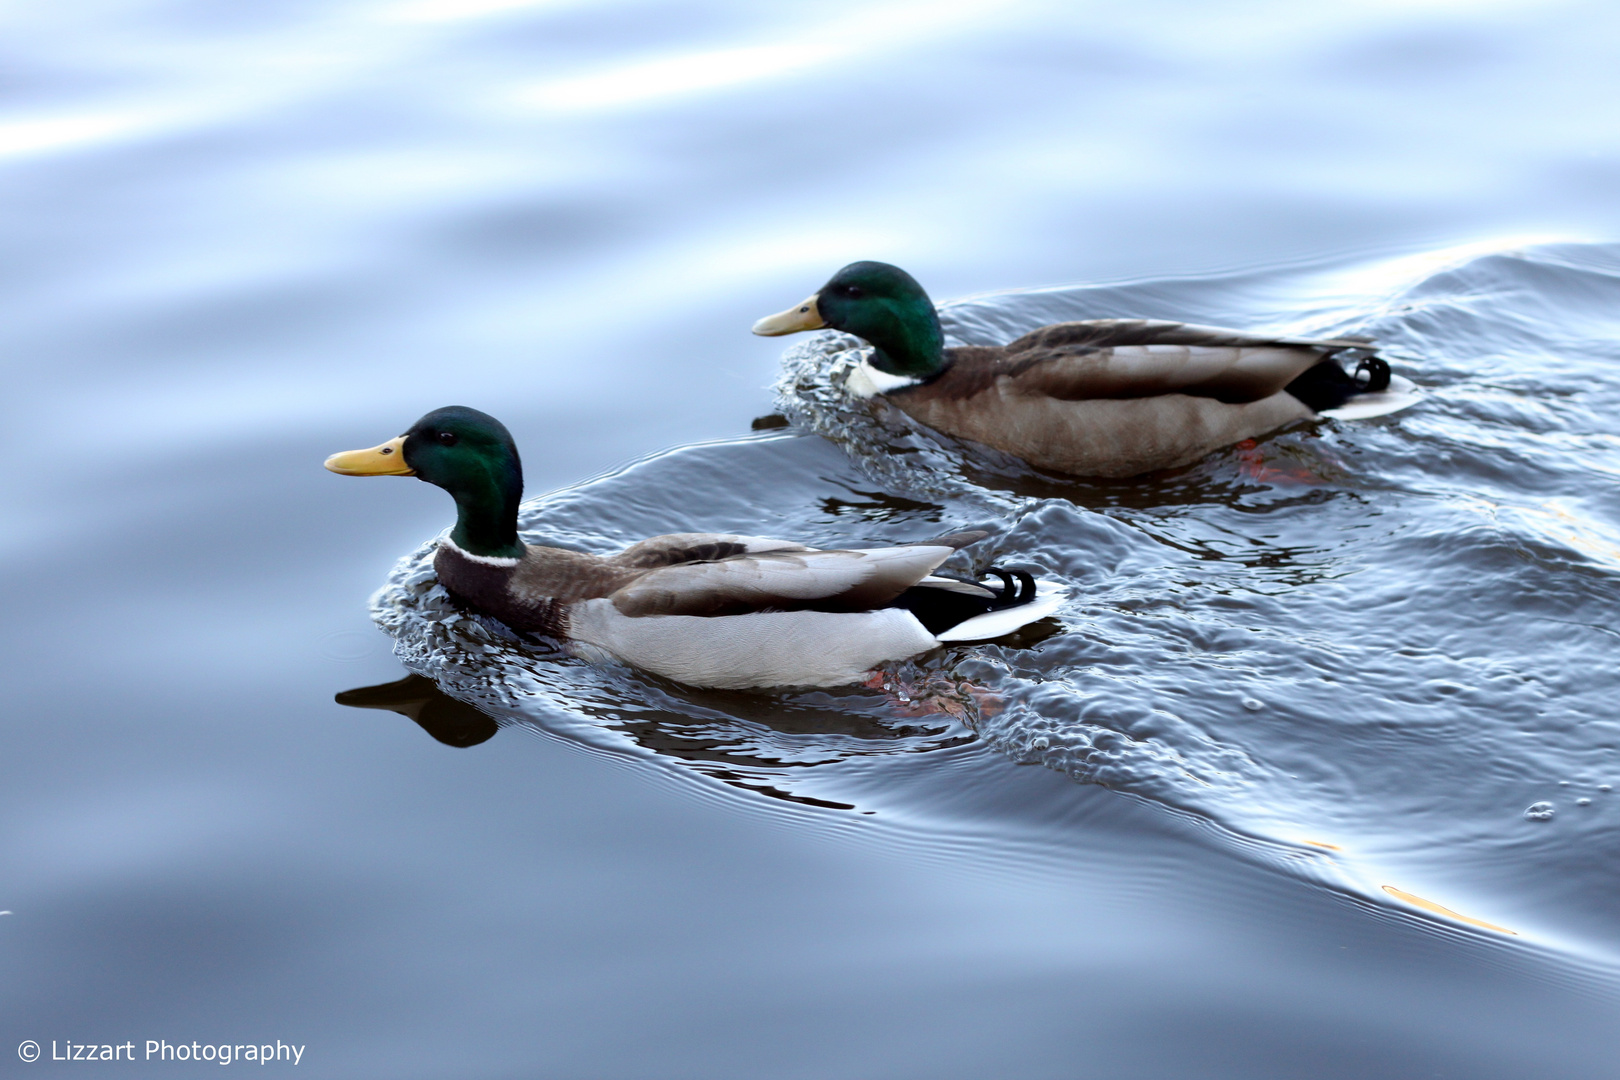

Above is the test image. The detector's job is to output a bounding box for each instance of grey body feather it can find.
[856,318,1397,477]
[610,544,959,617]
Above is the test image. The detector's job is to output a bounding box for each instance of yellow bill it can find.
[752,294,825,336]
[324,436,413,476]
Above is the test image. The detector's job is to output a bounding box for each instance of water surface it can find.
[6,1,1620,1077]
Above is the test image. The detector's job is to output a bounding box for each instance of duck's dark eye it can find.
[436,431,459,447]
[844,285,864,299]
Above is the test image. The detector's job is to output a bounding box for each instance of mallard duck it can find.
[325,407,1064,690]
[754,261,1419,478]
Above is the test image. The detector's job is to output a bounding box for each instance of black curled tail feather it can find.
[1284,353,1392,412]
[1354,355,1391,392]
[980,568,1036,608]
[890,565,1037,636]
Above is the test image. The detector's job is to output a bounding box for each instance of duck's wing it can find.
[612,532,815,569]
[962,319,1373,405]
[608,542,973,618]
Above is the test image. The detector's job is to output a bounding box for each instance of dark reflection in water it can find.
[564,679,979,811]
[819,488,945,523]
[339,665,1004,810]
[955,436,1364,515]
[336,675,500,749]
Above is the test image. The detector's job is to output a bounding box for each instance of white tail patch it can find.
[935,581,1068,642]
[1318,374,1421,421]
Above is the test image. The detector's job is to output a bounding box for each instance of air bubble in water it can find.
[1524,802,1555,821]
[1577,797,1591,806]
[1241,697,1264,711]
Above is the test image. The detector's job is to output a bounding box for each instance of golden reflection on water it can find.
[1382,885,1517,936]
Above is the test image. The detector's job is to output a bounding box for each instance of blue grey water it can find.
[5,2,1620,1076]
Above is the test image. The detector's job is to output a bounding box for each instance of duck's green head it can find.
[753,261,945,378]
[325,406,525,560]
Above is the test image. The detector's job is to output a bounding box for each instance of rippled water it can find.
[378,241,1620,961]
[9,1,1620,1076]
